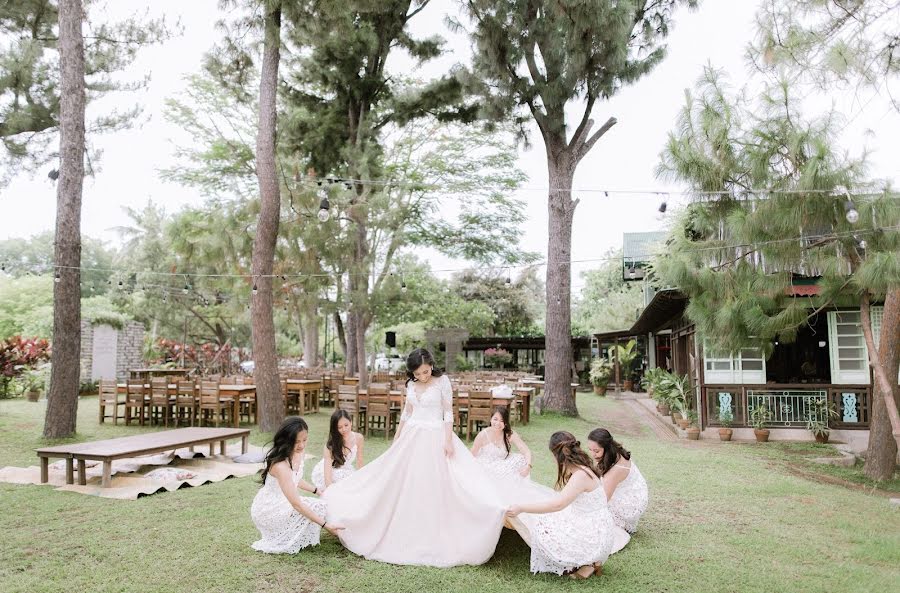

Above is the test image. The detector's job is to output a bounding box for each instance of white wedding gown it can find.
[323,374,507,567]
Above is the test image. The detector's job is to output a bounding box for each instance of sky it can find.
[2,0,898,295]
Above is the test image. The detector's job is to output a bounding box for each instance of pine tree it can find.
[42,0,84,439]
[459,0,697,414]
[655,69,900,479]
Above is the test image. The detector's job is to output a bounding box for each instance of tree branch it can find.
[575,116,617,163]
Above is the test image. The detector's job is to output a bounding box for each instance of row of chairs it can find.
[98,378,254,428]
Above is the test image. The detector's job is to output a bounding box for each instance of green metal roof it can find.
[623,231,667,264]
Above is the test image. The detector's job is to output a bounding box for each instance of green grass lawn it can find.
[1,393,898,593]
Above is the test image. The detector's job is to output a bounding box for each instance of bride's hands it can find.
[506,505,522,517]
[518,464,531,477]
[443,440,455,458]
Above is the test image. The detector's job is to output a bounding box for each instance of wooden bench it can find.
[36,427,251,488]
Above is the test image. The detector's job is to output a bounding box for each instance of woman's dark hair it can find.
[260,416,308,484]
[491,406,513,457]
[327,409,353,468]
[587,428,631,476]
[405,347,444,385]
[549,430,601,489]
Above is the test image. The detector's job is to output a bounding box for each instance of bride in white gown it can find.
[323,348,507,567]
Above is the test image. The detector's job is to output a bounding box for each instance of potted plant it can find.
[716,405,734,441]
[662,372,691,426]
[685,410,701,440]
[589,358,613,395]
[483,347,513,369]
[643,368,671,414]
[806,398,839,443]
[614,339,639,391]
[749,401,773,442]
[22,363,50,402]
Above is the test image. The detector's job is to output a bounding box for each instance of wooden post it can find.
[77,459,86,485]
[40,457,48,484]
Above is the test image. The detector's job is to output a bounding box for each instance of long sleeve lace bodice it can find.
[400,375,453,425]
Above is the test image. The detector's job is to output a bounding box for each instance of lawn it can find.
[1,393,898,593]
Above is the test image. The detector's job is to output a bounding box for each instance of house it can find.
[620,233,889,450]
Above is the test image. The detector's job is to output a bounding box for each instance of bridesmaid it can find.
[587,428,648,534]
[250,416,343,554]
[311,409,364,492]
[506,431,615,579]
[471,406,532,479]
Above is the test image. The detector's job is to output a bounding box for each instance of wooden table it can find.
[285,379,321,414]
[36,427,250,488]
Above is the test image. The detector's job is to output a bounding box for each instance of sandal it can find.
[568,566,594,580]
[593,563,603,576]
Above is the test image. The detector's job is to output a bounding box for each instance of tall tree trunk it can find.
[334,311,346,364]
[861,289,900,480]
[303,299,318,367]
[252,0,283,432]
[43,0,85,439]
[356,313,368,388]
[345,309,358,375]
[542,146,578,415]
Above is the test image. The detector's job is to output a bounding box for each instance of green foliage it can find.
[589,357,613,386]
[573,249,644,334]
[654,67,900,354]
[0,0,175,182]
[750,1,900,103]
[749,400,773,430]
[0,274,53,339]
[460,0,698,144]
[615,338,639,376]
[449,267,543,336]
[0,231,115,292]
[805,398,839,437]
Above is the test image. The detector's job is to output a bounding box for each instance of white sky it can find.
[1,0,898,294]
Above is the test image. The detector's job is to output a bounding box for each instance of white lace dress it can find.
[607,462,649,534]
[516,485,616,575]
[310,442,358,491]
[250,459,327,554]
[474,440,528,479]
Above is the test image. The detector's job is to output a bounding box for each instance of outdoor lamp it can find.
[317,194,331,222]
[844,199,859,224]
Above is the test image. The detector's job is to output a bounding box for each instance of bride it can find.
[323,348,507,567]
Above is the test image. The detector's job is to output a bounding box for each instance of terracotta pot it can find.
[718,428,733,441]
[754,429,770,443]
[658,404,670,416]
[686,427,700,440]
[623,380,634,392]
[593,385,608,396]
[26,390,40,402]
[814,432,829,444]
[677,418,690,429]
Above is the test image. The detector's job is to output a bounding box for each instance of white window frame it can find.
[827,310,870,385]
[703,340,766,384]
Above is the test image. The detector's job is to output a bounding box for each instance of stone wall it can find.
[79,321,145,382]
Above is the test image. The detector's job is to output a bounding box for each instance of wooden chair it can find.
[466,390,494,439]
[174,379,197,427]
[149,376,173,427]
[281,379,301,415]
[198,381,231,427]
[337,387,360,427]
[338,384,363,430]
[124,381,146,426]
[365,388,393,438]
[98,379,124,424]
[239,390,256,424]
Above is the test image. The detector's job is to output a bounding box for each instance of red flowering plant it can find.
[483,347,513,368]
[0,336,51,398]
[150,338,248,376]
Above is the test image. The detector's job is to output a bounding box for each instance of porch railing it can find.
[703,384,870,429]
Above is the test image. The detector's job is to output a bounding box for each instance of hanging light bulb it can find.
[54,271,61,283]
[183,283,190,294]
[401,281,407,293]
[628,266,637,279]
[252,283,258,296]
[844,198,859,224]
[505,276,512,287]
[658,200,667,213]
[118,280,124,289]
[317,193,331,222]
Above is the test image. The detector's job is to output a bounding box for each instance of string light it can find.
[317,189,331,222]
[844,198,859,224]
[54,271,61,283]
